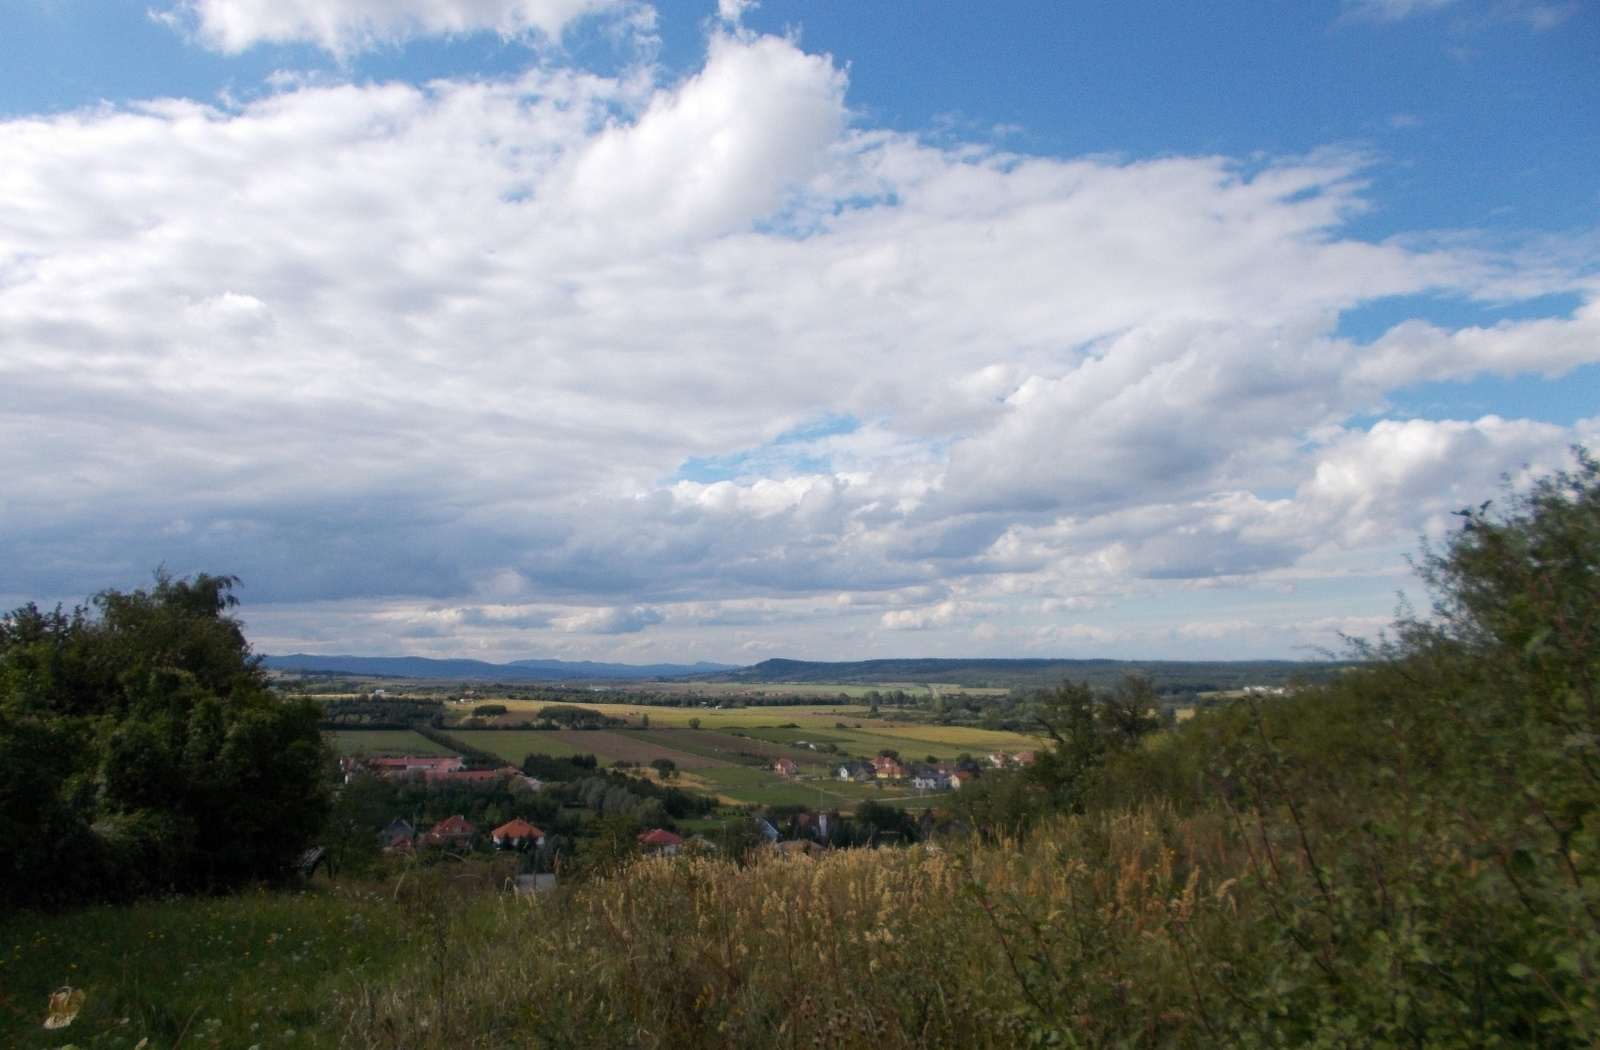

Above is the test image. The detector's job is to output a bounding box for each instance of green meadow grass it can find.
[325,729,457,757]
[438,729,600,764]
[0,885,413,1049]
[625,728,765,764]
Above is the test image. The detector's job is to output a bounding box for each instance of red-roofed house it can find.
[772,757,800,778]
[491,819,545,850]
[1013,751,1036,766]
[638,828,684,856]
[427,815,478,848]
[871,755,906,779]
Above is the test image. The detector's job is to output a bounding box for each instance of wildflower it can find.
[44,986,85,1029]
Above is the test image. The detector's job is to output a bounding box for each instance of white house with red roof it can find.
[637,828,684,856]
[491,818,544,850]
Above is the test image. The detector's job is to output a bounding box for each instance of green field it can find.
[439,729,604,764]
[326,713,1030,810]
[691,765,918,808]
[631,728,794,764]
[325,729,457,757]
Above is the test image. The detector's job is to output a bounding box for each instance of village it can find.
[328,744,1041,883]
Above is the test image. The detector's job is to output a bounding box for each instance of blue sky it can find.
[0,0,1595,662]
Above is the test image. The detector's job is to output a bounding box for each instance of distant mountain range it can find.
[691,657,1346,692]
[262,653,1346,691]
[261,654,739,681]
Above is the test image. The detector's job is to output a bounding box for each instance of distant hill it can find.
[262,653,1348,691]
[261,654,738,681]
[691,657,1348,692]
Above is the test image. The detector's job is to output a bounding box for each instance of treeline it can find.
[317,695,445,728]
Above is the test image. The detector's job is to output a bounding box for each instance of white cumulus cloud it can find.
[170,0,622,54]
[1,30,1595,660]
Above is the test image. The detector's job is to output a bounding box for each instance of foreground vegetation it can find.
[6,452,1600,1047]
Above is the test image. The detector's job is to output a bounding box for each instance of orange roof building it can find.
[426,814,478,847]
[491,819,545,849]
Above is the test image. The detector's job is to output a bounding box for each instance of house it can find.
[426,814,478,848]
[871,755,906,779]
[987,751,1009,768]
[380,817,416,851]
[491,818,545,850]
[772,757,800,778]
[911,771,949,791]
[950,769,976,790]
[837,761,874,783]
[1013,751,1036,767]
[638,828,685,856]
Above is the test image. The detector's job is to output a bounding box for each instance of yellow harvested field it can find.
[465,700,1044,756]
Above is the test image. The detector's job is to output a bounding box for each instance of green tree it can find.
[0,572,329,907]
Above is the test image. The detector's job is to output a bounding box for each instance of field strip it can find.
[326,729,458,757]
[847,726,1048,750]
[446,729,731,769]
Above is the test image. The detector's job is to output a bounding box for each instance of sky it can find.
[0,0,1596,664]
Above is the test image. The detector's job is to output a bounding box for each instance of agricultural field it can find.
[477,700,1043,750]
[329,707,1040,810]
[689,765,920,809]
[586,705,1046,758]
[325,729,456,757]
[443,729,727,770]
[603,680,1007,700]
[632,728,795,764]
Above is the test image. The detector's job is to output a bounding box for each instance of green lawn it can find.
[325,729,457,757]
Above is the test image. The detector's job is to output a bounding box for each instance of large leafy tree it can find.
[0,572,328,908]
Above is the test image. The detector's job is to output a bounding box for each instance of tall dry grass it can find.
[337,807,1246,1048]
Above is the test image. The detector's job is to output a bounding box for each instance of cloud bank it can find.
[1,29,1594,660]
[170,0,624,54]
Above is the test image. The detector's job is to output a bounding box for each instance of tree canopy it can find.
[0,572,327,908]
